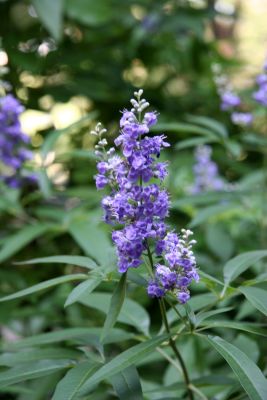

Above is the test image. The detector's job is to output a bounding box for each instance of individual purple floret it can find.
[191,145,224,193]
[0,94,34,188]
[91,90,198,303]
[220,92,241,111]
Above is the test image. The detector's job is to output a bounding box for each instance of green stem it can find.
[261,149,267,248]
[159,298,194,400]
[145,240,194,400]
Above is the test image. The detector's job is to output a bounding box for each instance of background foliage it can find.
[0,0,267,399]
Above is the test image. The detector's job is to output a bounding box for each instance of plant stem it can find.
[159,298,194,400]
[145,240,194,400]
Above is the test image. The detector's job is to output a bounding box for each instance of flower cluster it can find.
[191,145,224,193]
[0,94,34,188]
[147,230,198,303]
[212,64,253,127]
[92,90,198,303]
[253,60,267,106]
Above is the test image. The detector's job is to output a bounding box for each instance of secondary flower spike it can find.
[91,90,199,303]
[191,145,224,193]
[0,94,35,188]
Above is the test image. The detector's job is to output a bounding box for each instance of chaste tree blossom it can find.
[253,59,267,106]
[0,94,34,188]
[191,145,224,193]
[212,64,253,127]
[91,90,199,303]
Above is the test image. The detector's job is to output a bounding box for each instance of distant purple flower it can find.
[0,94,35,188]
[220,92,241,111]
[253,59,267,106]
[191,145,224,193]
[91,90,198,303]
[231,112,253,126]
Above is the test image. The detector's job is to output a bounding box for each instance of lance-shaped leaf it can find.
[205,336,267,400]
[0,274,87,303]
[101,273,127,342]
[16,255,98,270]
[0,360,72,388]
[52,361,99,400]
[110,365,143,400]
[0,224,50,263]
[223,251,267,287]
[78,334,169,396]
[239,287,267,317]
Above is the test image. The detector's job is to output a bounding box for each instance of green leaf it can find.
[0,274,87,302]
[175,136,218,150]
[78,334,169,396]
[189,203,238,228]
[0,224,49,263]
[239,287,267,317]
[186,115,228,139]
[32,0,64,41]
[152,122,217,138]
[52,361,99,400]
[4,328,134,350]
[101,273,127,342]
[233,334,260,363]
[64,275,102,307]
[205,335,267,400]
[196,307,233,325]
[0,360,72,388]
[41,113,97,158]
[205,224,234,261]
[110,365,143,400]
[223,250,267,286]
[198,320,267,336]
[79,292,150,335]
[0,348,81,367]
[16,255,98,270]
[65,0,114,26]
[69,219,112,266]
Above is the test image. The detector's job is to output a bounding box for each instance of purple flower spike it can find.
[91,90,198,304]
[0,94,35,188]
[191,145,224,193]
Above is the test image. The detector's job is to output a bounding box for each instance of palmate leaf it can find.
[205,336,267,400]
[110,365,143,400]
[77,334,169,396]
[52,361,99,400]
[239,287,267,317]
[0,274,87,302]
[100,272,127,343]
[0,360,72,388]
